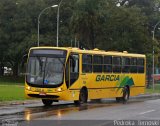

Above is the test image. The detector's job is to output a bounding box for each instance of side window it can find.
[104,56,112,73]
[70,54,79,73]
[65,60,69,88]
[137,58,144,73]
[70,54,79,83]
[112,56,121,73]
[82,54,92,73]
[130,58,137,73]
[122,57,130,73]
[93,55,103,73]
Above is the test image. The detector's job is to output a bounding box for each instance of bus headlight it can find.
[57,87,62,92]
[27,86,31,91]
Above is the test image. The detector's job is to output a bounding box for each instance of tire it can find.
[42,99,53,106]
[74,88,88,105]
[122,86,129,104]
[79,88,88,104]
[116,97,122,103]
[90,99,101,103]
[74,100,80,105]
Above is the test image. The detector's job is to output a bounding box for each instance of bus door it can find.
[65,53,79,88]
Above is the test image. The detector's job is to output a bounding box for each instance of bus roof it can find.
[30,47,146,58]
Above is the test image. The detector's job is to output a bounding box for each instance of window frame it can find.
[122,57,130,73]
[130,57,138,73]
[93,55,103,73]
[137,58,145,73]
[112,56,122,73]
[82,54,93,73]
[103,56,112,73]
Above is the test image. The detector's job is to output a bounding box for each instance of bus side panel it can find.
[130,74,145,96]
[79,74,125,99]
[88,88,123,100]
[130,87,145,96]
[78,73,145,99]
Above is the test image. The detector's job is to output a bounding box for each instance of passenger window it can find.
[104,56,112,73]
[122,57,130,73]
[130,58,137,73]
[112,57,121,73]
[137,58,144,73]
[93,55,103,73]
[82,54,92,73]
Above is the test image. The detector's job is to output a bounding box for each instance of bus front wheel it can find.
[79,88,88,103]
[74,88,88,104]
[42,99,53,106]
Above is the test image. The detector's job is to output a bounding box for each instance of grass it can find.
[145,84,160,94]
[0,76,25,101]
[0,85,25,101]
[0,76,160,102]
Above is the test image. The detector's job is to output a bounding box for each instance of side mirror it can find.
[22,54,28,67]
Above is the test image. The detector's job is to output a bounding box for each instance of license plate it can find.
[39,92,46,96]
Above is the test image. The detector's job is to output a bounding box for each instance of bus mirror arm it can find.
[23,54,28,61]
[22,54,28,67]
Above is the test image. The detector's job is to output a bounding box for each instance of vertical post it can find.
[152,46,155,90]
[75,36,77,47]
[57,0,63,47]
[37,5,58,47]
[57,7,59,47]
[71,39,72,47]
[152,29,155,90]
[152,21,160,90]
[37,19,40,47]
[152,30,155,91]
[78,41,79,48]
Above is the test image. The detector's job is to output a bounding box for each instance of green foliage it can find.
[1,0,160,76]
[0,76,24,84]
[71,0,107,49]
[99,6,151,53]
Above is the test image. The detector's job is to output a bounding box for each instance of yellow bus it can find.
[25,47,146,105]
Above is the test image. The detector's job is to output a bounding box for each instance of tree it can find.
[98,6,152,53]
[1,0,160,77]
[71,0,108,49]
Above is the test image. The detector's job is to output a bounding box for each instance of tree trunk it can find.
[147,66,152,89]
[0,62,4,76]
[90,24,95,49]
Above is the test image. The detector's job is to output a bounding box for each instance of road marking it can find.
[139,110,155,115]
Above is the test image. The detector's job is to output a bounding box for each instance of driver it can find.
[45,60,63,85]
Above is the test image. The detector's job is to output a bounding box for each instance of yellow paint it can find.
[25,47,146,101]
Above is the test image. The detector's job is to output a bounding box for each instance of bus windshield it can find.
[26,49,66,86]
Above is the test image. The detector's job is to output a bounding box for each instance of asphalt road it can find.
[0,97,160,126]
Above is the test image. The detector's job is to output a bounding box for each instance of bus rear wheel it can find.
[74,100,79,105]
[116,97,122,103]
[122,86,129,104]
[42,99,53,106]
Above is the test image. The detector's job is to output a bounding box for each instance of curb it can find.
[131,93,160,99]
[0,100,40,106]
[0,93,160,107]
